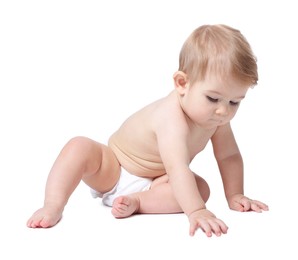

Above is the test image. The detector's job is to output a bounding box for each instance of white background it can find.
[1,0,297,259]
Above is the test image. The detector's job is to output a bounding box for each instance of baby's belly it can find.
[108,138,165,178]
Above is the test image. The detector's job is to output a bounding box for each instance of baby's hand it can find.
[228,194,269,213]
[188,209,228,237]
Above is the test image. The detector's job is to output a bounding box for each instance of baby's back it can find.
[108,96,167,177]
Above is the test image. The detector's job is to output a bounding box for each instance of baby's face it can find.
[179,74,250,129]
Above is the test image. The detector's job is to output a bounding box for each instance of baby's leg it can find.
[111,196,140,218]
[112,173,210,218]
[27,136,120,228]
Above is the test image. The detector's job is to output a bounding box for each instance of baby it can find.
[27,24,268,237]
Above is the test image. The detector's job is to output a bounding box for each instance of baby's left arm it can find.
[211,123,268,212]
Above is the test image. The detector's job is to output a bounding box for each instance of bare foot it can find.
[27,207,63,228]
[111,196,140,218]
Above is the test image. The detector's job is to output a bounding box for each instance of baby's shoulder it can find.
[149,95,189,133]
[134,94,176,120]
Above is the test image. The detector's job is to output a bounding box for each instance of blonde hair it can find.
[179,24,258,86]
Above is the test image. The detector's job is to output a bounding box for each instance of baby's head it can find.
[178,24,258,86]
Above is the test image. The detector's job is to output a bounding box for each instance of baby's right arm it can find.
[155,124,228,237]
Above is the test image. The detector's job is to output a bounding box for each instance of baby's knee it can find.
[66,136,94,152]
[194,174,210,203]
[63,136,101,162]
[151,174,169,188]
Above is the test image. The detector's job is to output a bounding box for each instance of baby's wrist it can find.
[227,193,244,201]
[187,206,206,217]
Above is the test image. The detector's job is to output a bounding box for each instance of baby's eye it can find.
[229,101,239,106]
[206,96,218,103]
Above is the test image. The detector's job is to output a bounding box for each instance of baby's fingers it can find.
[212,218,229,236]
[189,219,228,237]
[189,219,211,237]
[241,198,269,212]
[251,200,269,212]
[206,219,229,237]
[189,221,200,237]
[241,199,252,211]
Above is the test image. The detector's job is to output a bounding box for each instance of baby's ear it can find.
[173,71,189,95]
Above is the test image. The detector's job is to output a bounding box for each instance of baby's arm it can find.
[211,123,268,212]
[155,123,228,237]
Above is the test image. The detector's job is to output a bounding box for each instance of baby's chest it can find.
[188,139,209,159]
[187,131,215,159]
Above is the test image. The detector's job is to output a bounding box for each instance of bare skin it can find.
[112,173,210,218]
[27,137,121,228]
[27,72,268,236]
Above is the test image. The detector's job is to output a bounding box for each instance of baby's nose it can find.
[215,104,229,116]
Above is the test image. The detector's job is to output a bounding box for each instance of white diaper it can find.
[90,168,152,207]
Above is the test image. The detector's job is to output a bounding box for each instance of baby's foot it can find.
[111,196,140,218]
[26,207,62,228]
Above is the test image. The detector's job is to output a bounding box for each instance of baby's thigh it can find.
[82,142,120,193]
